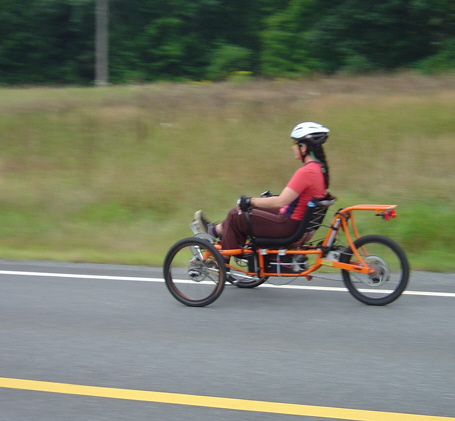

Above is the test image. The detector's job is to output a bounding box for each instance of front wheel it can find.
[340,234,409,306]
[163,237,226,307]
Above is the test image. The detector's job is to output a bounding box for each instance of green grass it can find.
[0,73,454,271]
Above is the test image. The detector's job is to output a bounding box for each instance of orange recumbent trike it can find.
[163,194,410,307]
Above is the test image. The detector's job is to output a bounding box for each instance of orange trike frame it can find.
[214,204,398,280]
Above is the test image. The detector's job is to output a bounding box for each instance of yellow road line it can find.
[0,377,453,421]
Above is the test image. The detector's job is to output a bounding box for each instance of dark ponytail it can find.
[309,146,330,189]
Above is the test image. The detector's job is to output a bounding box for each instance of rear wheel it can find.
[228,255,268,288]
[340,234,409,306]
[163,238,226,307]
[229,273,269,288]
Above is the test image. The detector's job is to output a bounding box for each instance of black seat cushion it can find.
[254,194,336,248]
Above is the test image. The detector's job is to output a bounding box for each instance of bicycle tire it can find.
[340,234,409,306]
[227,254,268,288]
[230,275,269,288]
[163,237,226,307]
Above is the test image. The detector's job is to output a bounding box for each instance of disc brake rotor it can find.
[353,255,390,287]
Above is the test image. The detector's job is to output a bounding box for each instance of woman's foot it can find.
[193,210,210,233]
[192,210,220,238]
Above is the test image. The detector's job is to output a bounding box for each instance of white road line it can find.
[0,270,454,297]
[0,270,156,282]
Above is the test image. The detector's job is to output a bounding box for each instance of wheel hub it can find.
[364,256,389,287]
[188,259,207,282]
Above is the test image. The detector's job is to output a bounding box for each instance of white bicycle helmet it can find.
[290,121,330,147]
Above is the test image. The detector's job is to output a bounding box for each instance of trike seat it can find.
[254,193,336,248]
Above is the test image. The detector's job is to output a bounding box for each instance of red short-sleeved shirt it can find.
[280,161,326,221]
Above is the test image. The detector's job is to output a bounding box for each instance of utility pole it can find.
[95,0,109,86]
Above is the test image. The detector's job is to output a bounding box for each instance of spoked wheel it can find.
[340,234,409,306]
[228,255,268,288]
[163,237,227,307]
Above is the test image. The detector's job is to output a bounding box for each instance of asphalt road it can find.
[0,260,454,421]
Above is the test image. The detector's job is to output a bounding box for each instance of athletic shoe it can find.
[192,210,211,234]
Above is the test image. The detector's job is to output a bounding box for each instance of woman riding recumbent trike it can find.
[163,192,410,307]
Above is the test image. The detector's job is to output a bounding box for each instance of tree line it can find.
[1,0,454,85]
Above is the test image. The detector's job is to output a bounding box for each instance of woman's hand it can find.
[251,187,298,209]
[237,195,252,211]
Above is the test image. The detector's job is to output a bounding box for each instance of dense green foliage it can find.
[1,0,455,84]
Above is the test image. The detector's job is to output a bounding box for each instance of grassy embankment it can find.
[0,73,454,271]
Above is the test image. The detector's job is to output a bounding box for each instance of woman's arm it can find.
[250,187,298,209]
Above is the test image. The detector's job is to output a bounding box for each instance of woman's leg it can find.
[221,207,299,250]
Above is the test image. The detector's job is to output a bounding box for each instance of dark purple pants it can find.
[221,207,300,251]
